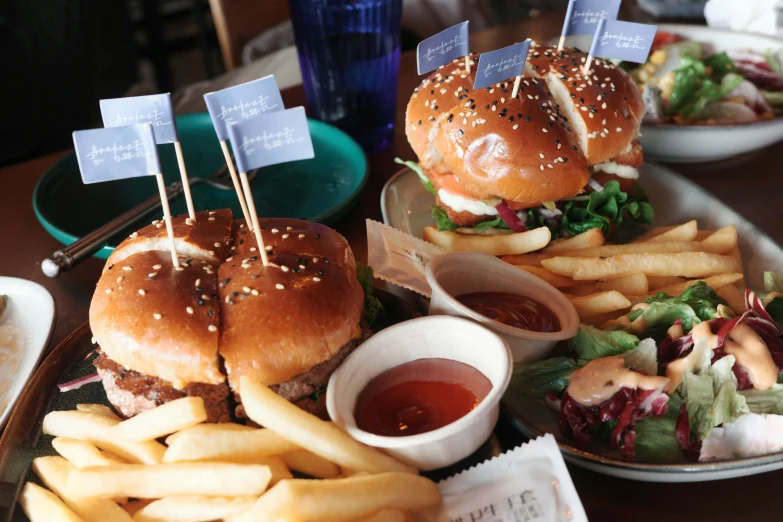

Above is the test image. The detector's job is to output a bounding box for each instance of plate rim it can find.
[32,114,368,260]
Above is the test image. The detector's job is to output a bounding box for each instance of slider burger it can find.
[90,210,372,422]
[401,43,652,242]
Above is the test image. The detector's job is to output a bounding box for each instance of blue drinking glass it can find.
[289,0,402,153]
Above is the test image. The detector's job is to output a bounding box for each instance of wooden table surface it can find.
[2,9,783,521]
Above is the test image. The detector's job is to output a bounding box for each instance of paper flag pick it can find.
[561,0,622,38]
[72,124,160,184]
[473,40,531,91]
[226,107,314,174]
[204,75,284,141]
[588,18,658,64]
[100,93,178,144]
[416,21,470,75]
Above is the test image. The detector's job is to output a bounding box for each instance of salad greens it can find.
[512,357,580,397]
[740,384,783,415]
[557,181,654,238]
[569,326,641,362]
[668,53,744,121]
[635,393,684,463]
[393,158,435,195]
[356,263,383,326]
[618,338,658,377]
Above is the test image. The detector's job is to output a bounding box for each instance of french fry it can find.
[727,244,743,270]
[647,275,686,290]
[717,284,746,313]
[32,456,132,522]
[539,257,582,277]
[642,221,698,243]
[631,225,678,243]
[356,509,413,522]
[281,450,341,479]
[259,456,294,485]
[565,282,601,296]
[652,273,744,298]
[164,422,255,446]
[163,426,299,463]
[543,228,604,253]
[423,226,551,256]
[242,473,441,522]
[52,438,127,468]
[566,291,631,316]
[555,241,705,258]
[132,495,256,522]
[67,463,272,499]
[701,225,737,254]
[579,311,629,328]
[76,404,120,421]
[240,376,416,475]
[499,253,550,266]
[513,265,576,288]
[42,411,165,465]
[568,252,741,280]
[596,273,649,295]
[114,397,207,442]
[695,230,715,241]
[19,482,84,522]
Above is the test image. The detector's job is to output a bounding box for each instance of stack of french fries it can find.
[21,376,440,522]
[500,221,745,325]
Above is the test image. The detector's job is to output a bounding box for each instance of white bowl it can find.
[326,315,512,471]
[425,252,579,364]
[558,24,783,163]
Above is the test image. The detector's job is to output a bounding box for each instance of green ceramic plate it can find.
[33,114,367,260]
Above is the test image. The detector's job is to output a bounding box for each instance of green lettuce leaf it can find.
[635,393,684,463]
[356,263,383,325]
[512,357,580,397]
[559,181,654,237]
[740,384,783,415]
[569,325,640,362]
[764,49,783,80]
[667,54,745,120]
[430,206,510,233]
[704,52,738,81]
[627,302,700,341]
[618,338,658,376]
[394,158,436,195]
[765,271,783,294]
[681,355,749,440]
[765,91,783,114]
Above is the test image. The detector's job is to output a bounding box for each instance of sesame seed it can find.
[542,128,548,133]
[242,286,251,293]
[512,124,519,130]
[226,257,233,262]
[271,228,279,234]
[540,164,544,171]
[153,313,162,320]
[313,277,321,282]
[122,266,132,271]
[299,265,306,270]
[208,325,217,332]
[149,272,158,278]
[225,295,231,303]
[616,127,623,132]
[312,257,319,263]
[276,284,284,290]
[539,153,545,159]
[116,276,123,283]
[105,288,112,294]
[208,251,215,256]
[251,289,259,295]
[186,306,194,314]
[208,217,215,221]
[281,265,290,272]
[250,247,257,252]
[153,264,162,270]
[282,234,290,239]
[286,226,292,231]
[138,289,146,296]
[547,164,553,169]
[240,224,245,228]
[185,218,193,226]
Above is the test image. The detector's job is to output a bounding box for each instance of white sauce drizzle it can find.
[437,189,500,216]
[593,161,639,180]
[567,356,669,406]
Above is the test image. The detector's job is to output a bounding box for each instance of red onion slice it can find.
[496,201,528,232]
[58,372,102,392]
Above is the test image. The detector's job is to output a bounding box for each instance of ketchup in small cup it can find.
[456,292,561,333]
[355,358,492,437]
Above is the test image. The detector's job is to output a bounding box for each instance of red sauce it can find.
[456,291,561,332]
[354,358,492,437]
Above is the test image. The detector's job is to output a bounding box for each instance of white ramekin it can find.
[425,252,580,363]
[326,315,512,471]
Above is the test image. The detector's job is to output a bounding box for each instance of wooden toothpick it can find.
[173,141,196,221]
[219,140,254,231]
[154,173,180,268]
[239,171,268,266]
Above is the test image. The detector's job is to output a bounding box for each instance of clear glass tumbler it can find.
[289,0,402,153]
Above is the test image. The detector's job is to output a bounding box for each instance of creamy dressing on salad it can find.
[567,357,669,407]
[666,321,778,393]
[437,189,500,216]
[593,161,640,180]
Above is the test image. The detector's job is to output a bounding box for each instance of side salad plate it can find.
[382,163,783,482]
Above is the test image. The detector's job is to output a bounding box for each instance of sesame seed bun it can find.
[105,209,233,270]
[434,78,589,205]
[218,218,364,393]
[90,250,224,386]
[405,54,478,172]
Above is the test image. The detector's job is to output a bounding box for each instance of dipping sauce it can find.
[456,292,560,332]
[354,358,492,437]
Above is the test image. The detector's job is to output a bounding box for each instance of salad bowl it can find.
[559,24,783,163]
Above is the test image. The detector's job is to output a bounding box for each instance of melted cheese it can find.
[567,357,669,406]
[724,324,778,390]
[437,189,500,216]
[593,161,640,180]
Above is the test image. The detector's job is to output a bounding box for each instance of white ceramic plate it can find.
[0,278,55,429]
[381,162,783,481]
[556,24,783,163]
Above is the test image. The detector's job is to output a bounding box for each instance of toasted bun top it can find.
[219,218,364,392]
[90,214,363,391]
[405,54,478,171]
[526,44,644,165]
[105,209,233,270]
[90,251,223,386]
[434,78,589,205]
